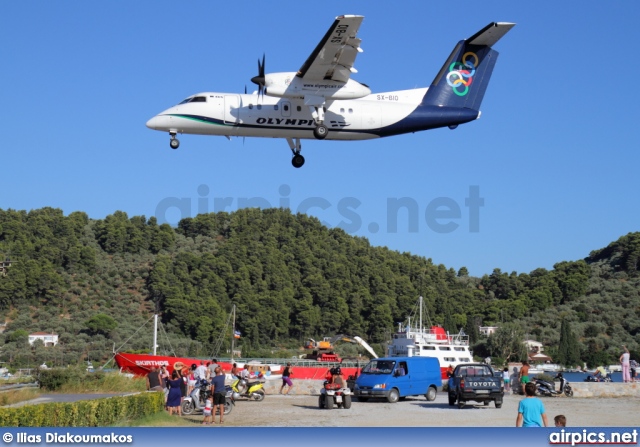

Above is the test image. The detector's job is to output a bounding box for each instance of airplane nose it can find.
[146,115,162,130]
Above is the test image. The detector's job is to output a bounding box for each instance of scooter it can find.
[230,377,266,401]
[534,373,573,397]
[534,375,559,397]
[181,379,235,415]
[555,373,573,397]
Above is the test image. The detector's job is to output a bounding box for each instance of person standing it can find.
[516,382,548,427]
[231,363,240,379]
[519,361,531,385]
[201,397,213,425]
[620,345,631,383]
[195,361,208,382]
[503,367,511,393]
[211,367,226,424]
[146,366,163,392]
[630,358,638,382]
[166,371,183,416]
[159,365,170,406]
[208,359,220,378]
[280,362,294,395]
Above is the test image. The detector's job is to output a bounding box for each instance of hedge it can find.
[0,391,164,427]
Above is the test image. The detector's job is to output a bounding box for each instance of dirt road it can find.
[182,392,640,427]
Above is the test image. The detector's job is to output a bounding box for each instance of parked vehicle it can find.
[353,357,441,403]
[230,377,266,401]
[448,363,504,409]
[319,382,352,410]
[181,379,235,415]
[536,373,573,397]
[584,375,612,383]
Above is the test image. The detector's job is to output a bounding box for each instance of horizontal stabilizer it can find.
[467,22,515,47]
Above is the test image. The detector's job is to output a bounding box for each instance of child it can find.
[503,367,511,392]
[516,382,549,427]
[554,415,566,427]
[202,397,212,425]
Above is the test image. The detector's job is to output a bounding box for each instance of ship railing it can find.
[221,358,365,368]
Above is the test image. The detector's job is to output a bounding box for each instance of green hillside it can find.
[0,207,637,369]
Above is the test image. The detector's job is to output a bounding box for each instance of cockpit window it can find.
[178,96,207,104]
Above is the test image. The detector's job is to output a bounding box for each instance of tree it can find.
[487,323,527,363]
[84,314,118,336]
[556,319,581,367]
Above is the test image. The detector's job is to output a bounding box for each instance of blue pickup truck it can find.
[448,363,504,409]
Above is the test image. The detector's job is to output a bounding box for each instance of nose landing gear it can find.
[169,132,180,149]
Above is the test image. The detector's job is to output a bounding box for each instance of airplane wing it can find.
[296,15,364,83]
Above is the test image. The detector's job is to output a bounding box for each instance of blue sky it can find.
[2,1,639,277]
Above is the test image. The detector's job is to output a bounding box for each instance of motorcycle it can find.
[584,374,612,383]
[230,376,266,401]
[535,373,573,397]
[181,379,235,415]
[319,381,352,410]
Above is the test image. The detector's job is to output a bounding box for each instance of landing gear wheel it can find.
[386,389,399,403]
[291,153,305,168]
[324,395,333,410]
[343,395,352,409]
[313,124,328,140]
[170,138,180,149]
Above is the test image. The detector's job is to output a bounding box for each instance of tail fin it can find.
[422,22,515,110]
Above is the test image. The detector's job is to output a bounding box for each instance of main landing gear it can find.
[308,102,328,140]
[313,124,328,140]
[287,137,305,168]
[169,132,180,149]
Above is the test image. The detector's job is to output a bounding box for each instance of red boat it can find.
[114,352,362,380]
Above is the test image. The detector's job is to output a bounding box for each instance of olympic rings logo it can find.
[446,52,478,97]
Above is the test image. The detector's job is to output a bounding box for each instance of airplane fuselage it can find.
[144,87,478,141]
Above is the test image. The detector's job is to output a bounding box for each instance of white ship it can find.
[386,296,473,379]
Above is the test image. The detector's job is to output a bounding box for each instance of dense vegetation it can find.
[0,207,637,369]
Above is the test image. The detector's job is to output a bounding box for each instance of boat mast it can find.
[419,296,423,333]
[153,313,158,356]
[231,304,236,362]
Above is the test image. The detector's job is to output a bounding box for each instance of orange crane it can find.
[304,335,378,361]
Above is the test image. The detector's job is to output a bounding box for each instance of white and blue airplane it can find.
[146,16,514,168]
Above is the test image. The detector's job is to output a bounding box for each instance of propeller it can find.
[251,53,266,98]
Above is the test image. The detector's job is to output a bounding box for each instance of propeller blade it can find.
[250,53,266,100]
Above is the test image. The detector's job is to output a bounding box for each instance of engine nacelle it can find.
[264,72,370,100]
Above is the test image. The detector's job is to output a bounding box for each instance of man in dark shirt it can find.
[146,366,163,391]
[211,367,226,424]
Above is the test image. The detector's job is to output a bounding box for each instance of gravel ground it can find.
[181,392,640,427]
